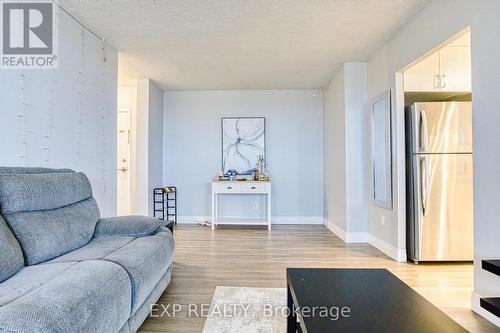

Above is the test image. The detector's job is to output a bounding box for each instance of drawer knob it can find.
[251,186,257,189]
[227,186,233,189]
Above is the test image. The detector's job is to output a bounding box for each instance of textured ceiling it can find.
[58,0,429,90]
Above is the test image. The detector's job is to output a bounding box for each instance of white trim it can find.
[272,216,324,225]
[394,73,407,252]
[324,219,368,243]
[368,234,407,262]
[471,292,500,327]
[177,216,324,225]
[177,216,208,224]
[325,219,346,242]
[347,232,369,243]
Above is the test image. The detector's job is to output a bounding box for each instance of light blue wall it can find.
[163,90,324,223]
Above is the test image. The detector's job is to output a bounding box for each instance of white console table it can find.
[211,181,271,230]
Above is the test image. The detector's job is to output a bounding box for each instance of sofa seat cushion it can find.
[0,260,131,333]
[0,216,24,283]
[104,227,175,314]
[48,236,135,263]
[47,228,175,315]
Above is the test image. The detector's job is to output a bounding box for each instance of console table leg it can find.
[267,193,272,230]
[211,193,215,230]
[287,285,297,333]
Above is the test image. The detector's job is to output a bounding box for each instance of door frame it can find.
[117,108,132,215]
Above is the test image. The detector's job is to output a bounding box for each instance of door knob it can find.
[117,167,128,172]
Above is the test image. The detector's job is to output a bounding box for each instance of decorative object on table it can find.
[222,117,265,175]
[252,167,259,181]
[226,169,238,180]
[153,186,177,226]
[255,154,269,181]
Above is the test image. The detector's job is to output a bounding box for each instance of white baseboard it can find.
[347,232,369,243]
[177,216,324,225]
[272,216,323,224]
[324,219,347,241]
[368,234,407,262]
[471,292,500,327]
[177,216,209,224]
[324,219,368,243]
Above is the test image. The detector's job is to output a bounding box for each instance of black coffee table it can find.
[286,268,468,333]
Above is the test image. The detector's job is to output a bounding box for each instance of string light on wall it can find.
[19,72,26,166]
[5,3,114,215]
[101,40,107,192]
[44,7,59,167]
[76,27,85,169]
[45,67,56,165]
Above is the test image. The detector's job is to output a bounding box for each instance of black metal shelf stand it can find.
[153,186,177,225]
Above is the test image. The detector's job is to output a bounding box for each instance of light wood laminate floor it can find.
[139,225,497,332]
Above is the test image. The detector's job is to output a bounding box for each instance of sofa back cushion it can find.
[0,172,100,265]
[0,215,24,282]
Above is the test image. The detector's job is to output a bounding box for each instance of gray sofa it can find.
[0,167,175,333]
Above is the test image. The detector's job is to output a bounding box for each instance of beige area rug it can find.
[202,286,287,333]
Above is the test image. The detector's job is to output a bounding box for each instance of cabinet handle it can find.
[226,186,232,189]
[440,74,446,88]
[250,186,257,190]
[433,74,440,89]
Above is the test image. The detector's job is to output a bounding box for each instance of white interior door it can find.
[117,109,131,215]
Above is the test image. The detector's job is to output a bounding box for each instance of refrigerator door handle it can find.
[420,156,429,216]
[419,109,429,152]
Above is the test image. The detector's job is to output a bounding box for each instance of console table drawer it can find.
[213,183,240,192]
[212,182,270,193]
[240,183,267,192]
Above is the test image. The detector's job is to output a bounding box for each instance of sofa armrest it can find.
[94,215,167,238]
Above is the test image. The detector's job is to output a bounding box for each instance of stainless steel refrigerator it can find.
[405,101,473,262]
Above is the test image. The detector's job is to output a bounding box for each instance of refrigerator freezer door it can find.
[414,154,473,261]
[410,102,472,154]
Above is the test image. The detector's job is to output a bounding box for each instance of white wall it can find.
[134,79,164,216]
[0,9,118,217]
[365,0,500,324]
[148,81,164,213]
[135,80,149,215]
[324,63,368,241]
[344,64,369,234]
[163,90,324,223]
[324,70,346,231]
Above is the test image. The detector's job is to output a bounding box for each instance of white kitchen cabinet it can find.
[439,46,471,91]
[404,52,440,92]
[404,45,471,92]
